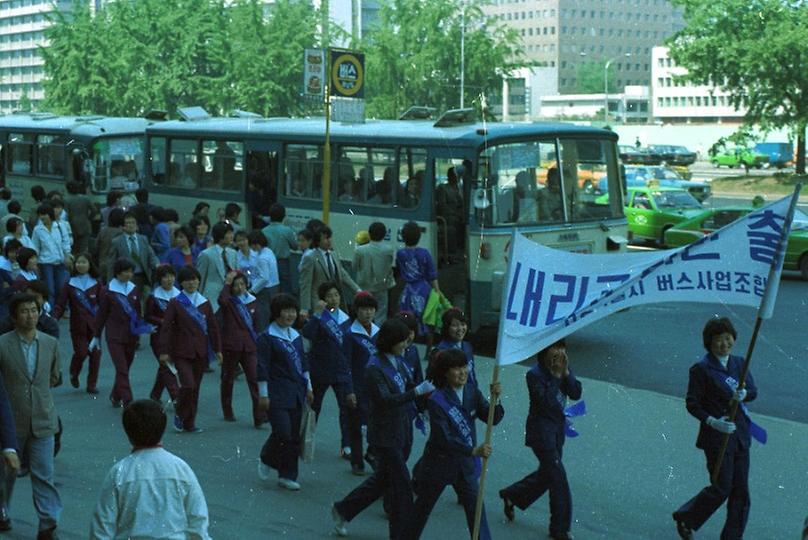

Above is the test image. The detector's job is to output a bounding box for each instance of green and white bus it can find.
[144,110,627,330]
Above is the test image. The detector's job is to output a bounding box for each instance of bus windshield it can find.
[90,136,145,193]
[476,138,622,226]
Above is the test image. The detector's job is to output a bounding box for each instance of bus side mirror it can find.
[473,187,491,210]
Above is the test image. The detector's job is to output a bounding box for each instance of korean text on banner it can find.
[497,194,800,365]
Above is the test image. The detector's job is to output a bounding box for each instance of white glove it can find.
[414,380,435,396]
[733,388,747,402]
[706,416,736,434]
[89,337,100,352]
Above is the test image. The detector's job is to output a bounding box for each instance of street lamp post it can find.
[604,53,631,124]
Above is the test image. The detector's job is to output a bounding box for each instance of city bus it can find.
[143,109,627,330]
[0,113,154,213]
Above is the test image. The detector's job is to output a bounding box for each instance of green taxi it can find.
[622,186,704,245]
[664,206,808,280]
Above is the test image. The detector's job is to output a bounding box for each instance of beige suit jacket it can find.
[299,249,360,312]
[0,330,62,440]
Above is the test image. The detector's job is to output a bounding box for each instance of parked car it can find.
[618,144,663,165]
[754,142,793,169]
[664,206,808,280]
[622,186,704,245]
[648,144,698,166]
[597,166,711,202]
[710,146,769,169]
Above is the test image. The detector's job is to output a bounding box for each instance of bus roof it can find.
[0,114,154,137]
[146,117,618,146]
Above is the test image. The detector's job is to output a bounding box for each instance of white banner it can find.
[497,193,802,365]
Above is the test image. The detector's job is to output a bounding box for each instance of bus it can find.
[144,109,627,330]
[0,113,154,214]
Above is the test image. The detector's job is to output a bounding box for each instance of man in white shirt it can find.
[90,399,210,540]
[248,230,280,331]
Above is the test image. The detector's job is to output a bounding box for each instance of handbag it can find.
[299,404,317,463]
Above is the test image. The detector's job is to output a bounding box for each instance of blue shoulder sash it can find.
[700,358,767,444]
[113,292,154,335]
[230,296,258,344]
[176,293,216,364]
[319,310,344,346]
[72,286,98,317]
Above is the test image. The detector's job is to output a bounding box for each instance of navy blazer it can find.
[524,363,582,451]
[301,311,352,386]
[0,369,18,452]
[402,344,424,385]
[686,353,757,452]
[365,355,419,449]
[433,339,478,388]
[256,327,309,409]
[341,319,378,397]
[425,384,503,457]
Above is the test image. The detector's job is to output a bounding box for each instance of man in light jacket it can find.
[352,222,394,325]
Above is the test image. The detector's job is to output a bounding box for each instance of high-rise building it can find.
[0,0,73,114]
[483,0,685,95]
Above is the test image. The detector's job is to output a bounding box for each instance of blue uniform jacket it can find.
[402,344,424,385]
[256,324,309,409]
[341,319,378,397]
[0,268,13,321]
[524,363,582,451]
[433,339,478,387]
[686,353,757,452]
[365,354,419,449]
[301,310,352,386]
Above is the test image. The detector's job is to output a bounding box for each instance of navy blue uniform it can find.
[500,362,582,538]
[340,319,378,470]
[673,353,757,540]
[256,323,309,481]
[433,339,477,387]
[334,354,420,540]
[408,384,504,539]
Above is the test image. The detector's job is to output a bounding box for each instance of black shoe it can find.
[223,414,237,422]
[674,517,694,540]
[253,418,265,429]
[351,463,365,476]
[36,526,57,540]
[69,374,79,388]
[109,397,122,408]
[499,490,515,522]
[0,505,11,531]
[86,387,99,395]
[549,533,574,540]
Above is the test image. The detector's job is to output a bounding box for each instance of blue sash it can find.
[707,362,767,445]
[320,310,344,346]
[355,334,378,358]
[72,286,97,317]
[155,298,169,312]
[230,296,258,344]
[176,293,216,364]
[563,400,587,438]
[367,355,424,434]
[269,329,304,378]
[430,388,481,476]
[113,292,155,335]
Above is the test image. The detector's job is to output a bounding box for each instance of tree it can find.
[360,0,525,119]
[669,0,808,173]
[575,60,617,95]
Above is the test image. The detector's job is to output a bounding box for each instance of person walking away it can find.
[0,293,62,539]
[396,221,440,351]
[64,181,96,255]
[89,399,210,539]
[145,265,180,407]
[498,339,581,540]
[261,203,298,294]
[353,222,394,325]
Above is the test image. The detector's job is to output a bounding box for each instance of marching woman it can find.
[301,281,356,470]
[672,317,757,540]
[407,348,504,539]
[256,293,313,491]
[218,270,262,427]
[52,252,103,394]
[498,339,581,540]
[158,265,222,434]
[95,257,154,408]
[395,311,424,386]
[431,308,477,388]
[145,264,180,406]
[13,246,39,291]
[0,238,22,322]
[396,221,440,351]
[331,318,435,539]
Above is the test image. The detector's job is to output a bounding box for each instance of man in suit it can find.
[107,211,159,296]
[352,222,394,325]
[299,225,360,317]
[63,181,96,255]
[196,222,237,313]
[0,293,62,539]
[498,339,581,540]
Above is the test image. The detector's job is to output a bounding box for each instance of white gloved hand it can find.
[414,380,436,396]
[733,387,747,402]
[706,416,736,434]
[89,337,100,352]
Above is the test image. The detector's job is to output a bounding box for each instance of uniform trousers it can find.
[673,444,750,540]
[500,446,572,536]
[174,355,206,430]
[148,342,179,402]
[0,434,61,532]
[334,444,413,540]
[220,350,261,423]
[310,378,353,453]
[106,339,137,404]
[261,404,302,481]
[70,321,100,390]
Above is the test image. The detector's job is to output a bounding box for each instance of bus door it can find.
[244,140,280,229]
[430,148,473,313]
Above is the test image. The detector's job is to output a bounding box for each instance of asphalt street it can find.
[3,309,807,539]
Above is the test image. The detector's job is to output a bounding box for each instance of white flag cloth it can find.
[497,192,801,366]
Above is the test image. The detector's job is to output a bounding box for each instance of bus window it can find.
[434,157,466,260]
[149,137,166,185]
[558,138,621,221]
[36,134,66,177]
[169,139,200,189]
[8,133,34,174]
[202,140,243,191]
[337,146,396,206]
[284,144,323,199]
[398,147,427,209]
[92,137,144,193]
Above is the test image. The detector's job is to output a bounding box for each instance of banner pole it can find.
[472,228,518,540]
[710,184,801,483]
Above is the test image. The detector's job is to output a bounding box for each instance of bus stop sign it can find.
[330,49,364,98]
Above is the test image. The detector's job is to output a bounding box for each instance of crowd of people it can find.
[0,184,765,539]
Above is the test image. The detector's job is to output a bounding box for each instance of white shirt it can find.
[89,447,211,540]
[108,278,135,296]
[153,286,180,302]
[250,247,279,293]
[181,290,208,308]
[350,319,379,338]
[32,222,68,265]
[69,274,97,291]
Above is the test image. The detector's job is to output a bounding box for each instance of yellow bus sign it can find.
[330,49,364,98]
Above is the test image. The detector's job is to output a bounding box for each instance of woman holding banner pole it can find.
[672,317,757,540]
[498,338,580,540]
